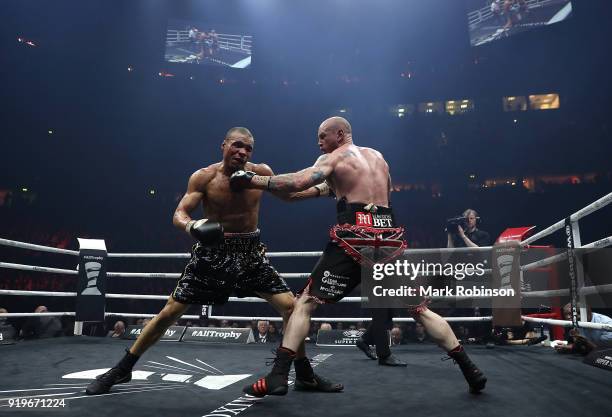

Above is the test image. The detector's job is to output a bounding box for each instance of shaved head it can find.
[317,116,353,153]
[320,116,352,134]
[225,127,254,141]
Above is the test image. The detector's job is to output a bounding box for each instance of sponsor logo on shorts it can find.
[356,212,393,227]
[323,271,350,280]
[356,212,373,226]
[320,271,351,296]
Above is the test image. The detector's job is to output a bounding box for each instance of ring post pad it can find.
[76,238,107,322]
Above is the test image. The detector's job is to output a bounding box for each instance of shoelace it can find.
[264,348,291,367]
[98,368,126,381]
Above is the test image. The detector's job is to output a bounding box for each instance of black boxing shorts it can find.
[172,230,290,305]
[303,200,407,303]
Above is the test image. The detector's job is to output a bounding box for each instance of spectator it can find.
[319,322,332,331]
[20,306,63,339]
[390,326,404,345]
[454,325,470,343]
[0,307,9,327]
[255,320,273,343]
[107,321,126,338]
[268,323,280,341]
[0,307,16,335]
[408,322,430,344]
[556,303,612,354]
[493,320,545,346]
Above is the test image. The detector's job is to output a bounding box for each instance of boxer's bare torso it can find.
[174,161,271,234]
[323,143,390,207]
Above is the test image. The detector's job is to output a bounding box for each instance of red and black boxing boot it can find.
[294,356,344,393]
[243,347,295,397]
[447,345,487,394]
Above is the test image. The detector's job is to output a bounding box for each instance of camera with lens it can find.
[445,215,467,233]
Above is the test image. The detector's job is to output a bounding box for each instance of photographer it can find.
[446,209,490,248]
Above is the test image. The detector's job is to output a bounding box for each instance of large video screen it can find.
[164,19,252,68]
[467,0,572,47]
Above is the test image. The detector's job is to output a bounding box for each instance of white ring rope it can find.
[522,316,612,331]
[207,315,493,323]
[107,253,190,259]
[105,272,310,279]
[0,289,77,297]
[105,312,201,320]
[0,289,362,303]
[4,283,612,302]
[0,262,309,280]
[0,312,76,318]
[3,311,610,331]
[1,236,497,259]
[0,238,79,256]
[106,272,180,279]
[0,261,78,275]
[4,237,609,282]
[521,192,612,246]
[520,234,612,272]
[2,310,609,331]
[0,310,492,324]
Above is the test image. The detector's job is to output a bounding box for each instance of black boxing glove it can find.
[186,219,224,246]
[230,170,259,191]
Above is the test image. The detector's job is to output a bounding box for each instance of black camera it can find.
[445,216,467,233]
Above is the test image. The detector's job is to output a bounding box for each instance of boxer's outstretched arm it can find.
[274,182,334,201]
[172,168,212,231]
[255,163,331,201]
[249,154,335,193]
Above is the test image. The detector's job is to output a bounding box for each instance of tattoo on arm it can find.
[311,170,325,183]
[268,168,328,192]
[268,175,296,191]
[265,153,334,193]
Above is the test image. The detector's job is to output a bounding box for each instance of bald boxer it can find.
[86,127,341,395]
[232,117,487,396]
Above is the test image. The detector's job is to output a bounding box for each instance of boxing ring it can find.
[1,192,612,416]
